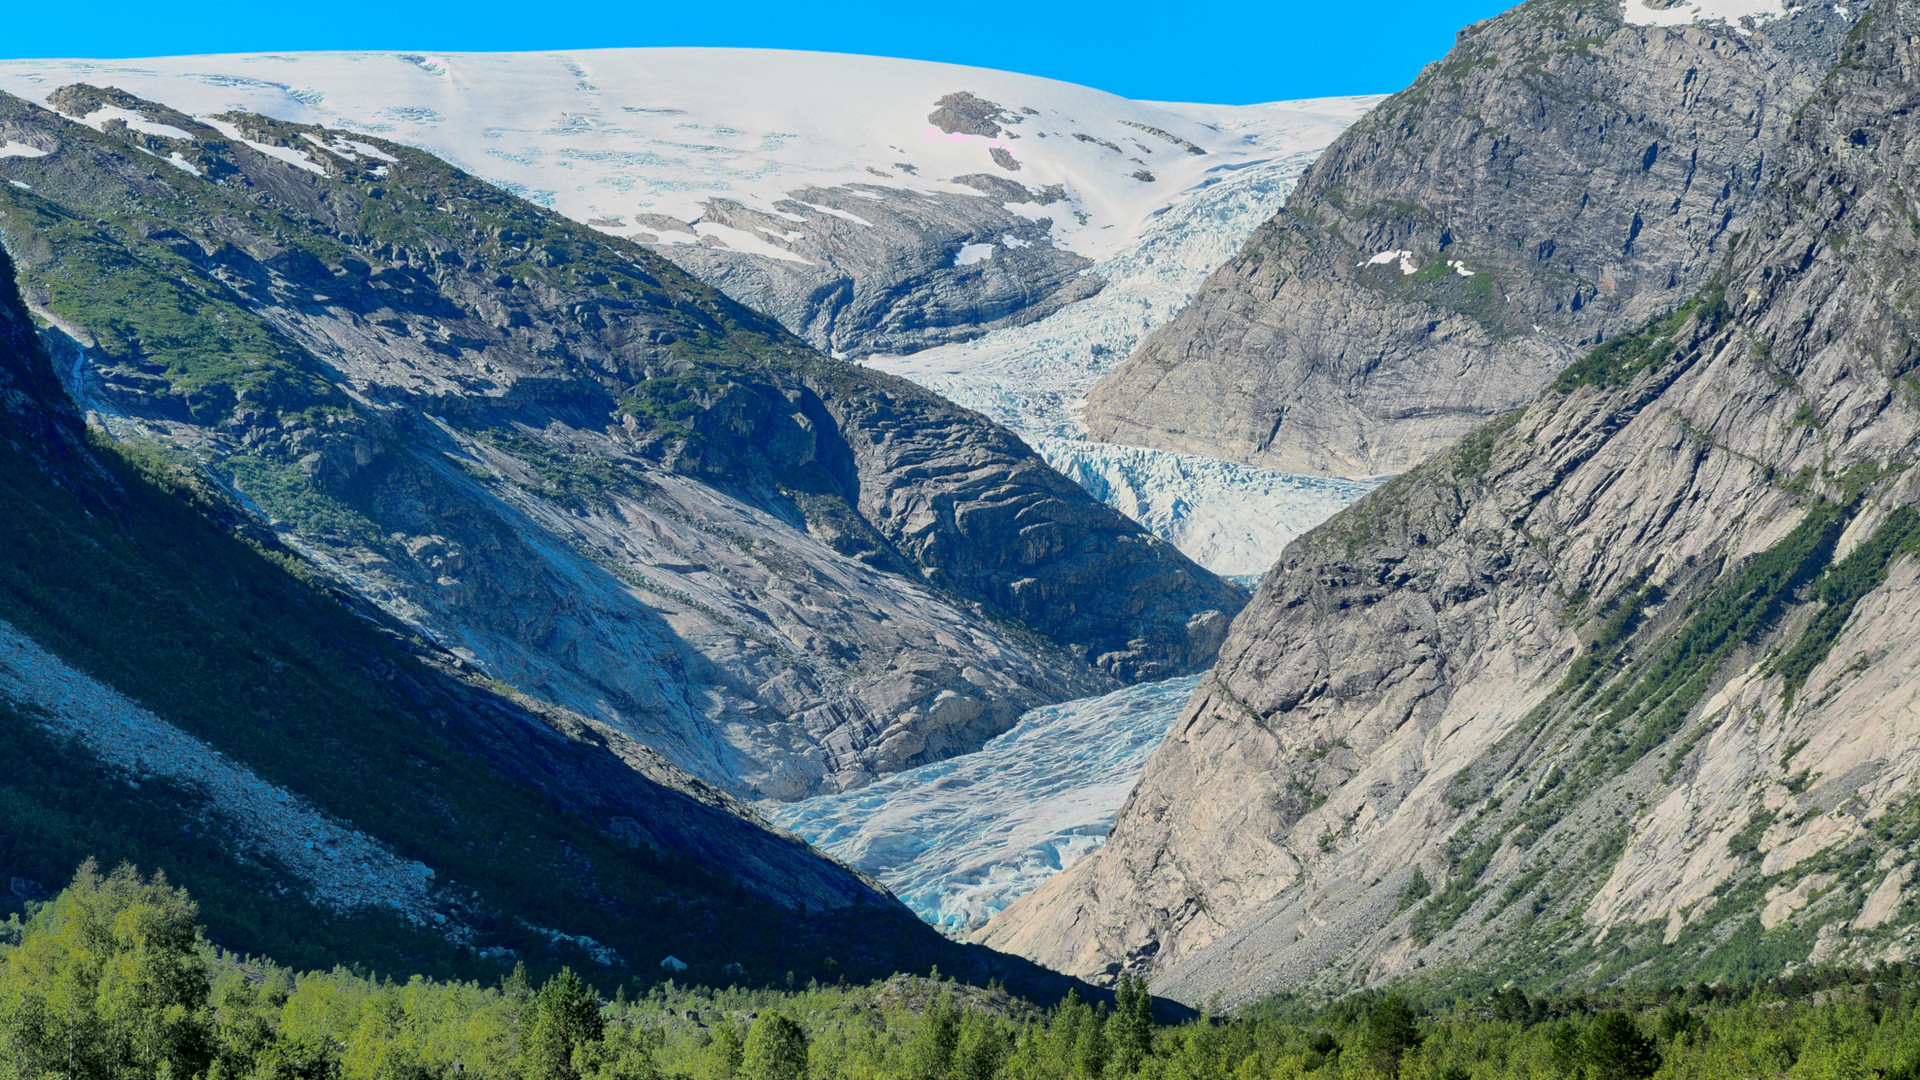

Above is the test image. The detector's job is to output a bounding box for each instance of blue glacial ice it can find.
[766,674,1204,932]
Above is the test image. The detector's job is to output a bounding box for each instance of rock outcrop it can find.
[0,88,1242,801]
[985,0,1920,1004]
[1083,0,1857,478]
[658,180,1104,358]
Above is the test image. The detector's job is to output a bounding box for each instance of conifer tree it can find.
[1583,1012,1661,1080]
[1356,994,1421,1078]
[911,990,961,1080]
[1111,976,1154,1074]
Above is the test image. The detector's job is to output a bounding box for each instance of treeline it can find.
[4,864,1920,1080]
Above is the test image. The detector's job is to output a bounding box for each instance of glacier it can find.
[0,50,1367,264]
[767,675,1203,931]
[0,50,1381,578]
[0,48,1386,926]
[778,98,1382,924]
[1033,439,1377,578]
[863,104,1382,577]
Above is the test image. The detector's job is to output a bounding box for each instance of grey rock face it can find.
[985,0,1920,1003]
[0,89,1242,801]
[1084,0,1856,478]
[658,179,1100,359]
[650,89,1100,360]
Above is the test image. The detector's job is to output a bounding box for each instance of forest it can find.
[0,863,1911,1080]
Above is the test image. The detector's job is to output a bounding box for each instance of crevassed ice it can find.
[866,119,1380,577]
[1036,439,1377,577]
[767,674,1202,931]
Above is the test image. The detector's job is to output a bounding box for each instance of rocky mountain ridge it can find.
[0,84,1242,802]
[984,0,1920,1006]
[1083,0,1859,478]
[0,52,1362,361]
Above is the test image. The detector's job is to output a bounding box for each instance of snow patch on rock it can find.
[79,105,193,140]
[1621,0,1785,27]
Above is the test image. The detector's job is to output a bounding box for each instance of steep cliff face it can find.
[1083,0,1856,478]
[985,2,1920,1004]
[0,243,1077,989]
[0,87,1241,801]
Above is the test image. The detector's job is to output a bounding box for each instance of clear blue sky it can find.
[6,0,1518,104]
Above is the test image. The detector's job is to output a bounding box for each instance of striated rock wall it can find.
[1083,0,1856,478]
[985,0,1920,1004]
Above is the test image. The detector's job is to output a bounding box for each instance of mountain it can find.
[0,236,1087,994]
[0,84,1242,807]
[0,51,1384,582]
[982,0,1920,1005]
[0,51,1351,361]
[1080,0,1857,478]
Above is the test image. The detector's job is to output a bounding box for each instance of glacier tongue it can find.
[1033,439,1378,578]
[863,112,1382,577]
[767,674,1202,931]
[781,101,1381,926]
[864,130,1340,442]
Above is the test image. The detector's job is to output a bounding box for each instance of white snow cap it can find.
[1621,0,1787,27]
[0,50,1370,261]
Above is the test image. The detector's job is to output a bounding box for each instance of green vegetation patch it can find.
[23,865,1920,1080]
[0,193,343,417]
[1770,505,1920,704]
[1586,500,1848,772]
[1552,288,1727,393]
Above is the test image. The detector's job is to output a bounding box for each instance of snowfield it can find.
[0,49,1363,262]
[767,675,1202,931]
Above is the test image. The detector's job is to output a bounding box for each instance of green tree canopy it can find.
[522,969,608,1080]
[741,1012,808,1080]
[0,860,211,1080]
[1356,994,1422,1077]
